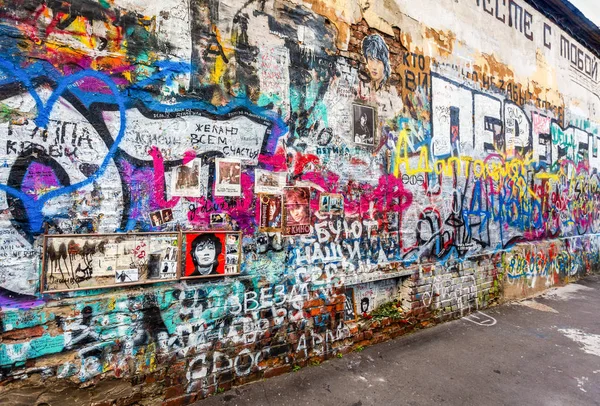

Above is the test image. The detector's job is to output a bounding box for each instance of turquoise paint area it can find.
[0,333,64,366]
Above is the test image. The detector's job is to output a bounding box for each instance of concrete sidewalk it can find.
[196,275,600,406]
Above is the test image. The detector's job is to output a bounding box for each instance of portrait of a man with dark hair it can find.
[186,233,224,277]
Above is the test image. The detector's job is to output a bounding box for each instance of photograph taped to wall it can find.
[159,261,177,279]
[183,231,242,278]
[353,103,376,146]
[215,158,242,196]
[259,194,283,231]
[283,187,311,236]
[149,210,163,227]
[319,193,344,214]
[171,159,202,197]
[115,268,139,284]
[161,209,174,223]
[255,169,287,194]
[210,213,227,226]
[42,232,180,292]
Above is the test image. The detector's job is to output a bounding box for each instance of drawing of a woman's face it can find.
[194,239,216,266]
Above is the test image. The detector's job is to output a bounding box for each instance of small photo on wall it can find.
[283,187,311,236]
[259,194,283,231]
[215,158,242,196]
[115,269,139,284]
[159,261,177,279]
[183,232,241,278]
[172,160,202,197]
[319,193,344,215]
[353,103,376,146]
[255,169,286,194]
[149,210,163,227]
[210,213,227,226]
[161,208,174,223]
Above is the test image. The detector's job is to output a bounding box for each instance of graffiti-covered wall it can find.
[0,0,599,404]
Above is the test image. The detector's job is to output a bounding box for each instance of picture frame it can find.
[352,103,376,146]
[181,231,242,279]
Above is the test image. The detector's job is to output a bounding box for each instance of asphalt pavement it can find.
[196,275,600,406]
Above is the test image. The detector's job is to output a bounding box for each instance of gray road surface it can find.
[196,275,600,406]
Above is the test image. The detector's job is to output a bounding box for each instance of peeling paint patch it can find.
[559,329,600,357]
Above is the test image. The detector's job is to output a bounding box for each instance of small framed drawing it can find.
[182,231,242,279]
[353,103,376,146]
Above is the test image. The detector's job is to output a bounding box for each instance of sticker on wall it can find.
[255,169,287,194]
[215,158,242,196]
[171,159,202,197]
[353,103,376,146]
[283,187,311,236]
[183,232,241,278]
[259,194,283,231]
[319,193,344,214]
[387,212,399,232]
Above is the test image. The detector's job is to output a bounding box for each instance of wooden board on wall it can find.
[42,232,180,293]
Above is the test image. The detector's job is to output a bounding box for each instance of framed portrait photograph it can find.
[182,231,242,279]
[215,158,242,197]
[283,187,311,236]
[259,194,283,232]
[353,103,376,146]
